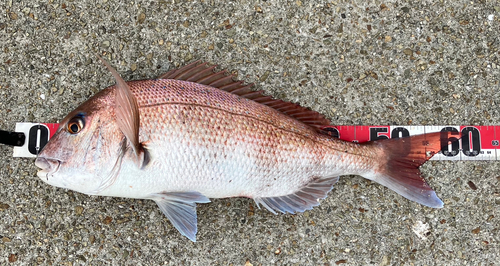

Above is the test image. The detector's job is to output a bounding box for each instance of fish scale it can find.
[123,79,360,198]
[34,59,460,241]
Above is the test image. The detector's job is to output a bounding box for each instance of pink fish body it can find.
[35,59,458,241]
[102,79,367,198]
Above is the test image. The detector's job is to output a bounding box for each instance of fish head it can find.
[35,87,126,194]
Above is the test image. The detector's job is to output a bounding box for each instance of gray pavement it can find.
[0,0,499,265]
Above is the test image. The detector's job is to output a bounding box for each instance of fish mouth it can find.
[35,157,62,180]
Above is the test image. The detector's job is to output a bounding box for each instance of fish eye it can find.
[67,115,85,134]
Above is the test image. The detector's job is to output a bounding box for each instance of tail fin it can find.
[363,132,460,208]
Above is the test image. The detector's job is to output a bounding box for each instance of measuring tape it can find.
[10,122,499,160]
[13,123,59,158]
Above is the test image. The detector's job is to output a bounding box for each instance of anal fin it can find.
[254,177,339,215]
[150,191,210,242]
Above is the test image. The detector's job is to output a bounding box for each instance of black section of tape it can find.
[28,125,49,155]
[0,130,26,147]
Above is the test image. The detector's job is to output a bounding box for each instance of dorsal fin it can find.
[158,61,331,129]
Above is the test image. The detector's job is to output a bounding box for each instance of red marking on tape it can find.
[42,123,59,138]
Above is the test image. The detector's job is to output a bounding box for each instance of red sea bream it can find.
[34,58,459,241]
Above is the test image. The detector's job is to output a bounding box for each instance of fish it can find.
[34,57,460,241]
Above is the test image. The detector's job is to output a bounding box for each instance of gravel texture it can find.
[0,0,499,265]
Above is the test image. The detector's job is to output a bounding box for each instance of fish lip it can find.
[35,157,62,179]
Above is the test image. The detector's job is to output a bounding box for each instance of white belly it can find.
[95,136,345,200]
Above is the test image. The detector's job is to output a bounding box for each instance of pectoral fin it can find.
[254,176,338,214]
[97,55,143,162]
[150,191,211,242]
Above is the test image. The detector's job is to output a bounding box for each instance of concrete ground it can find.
[0,0,499,265]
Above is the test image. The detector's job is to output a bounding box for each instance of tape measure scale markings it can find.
[321,125,498,161]
[10,122,500,160]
